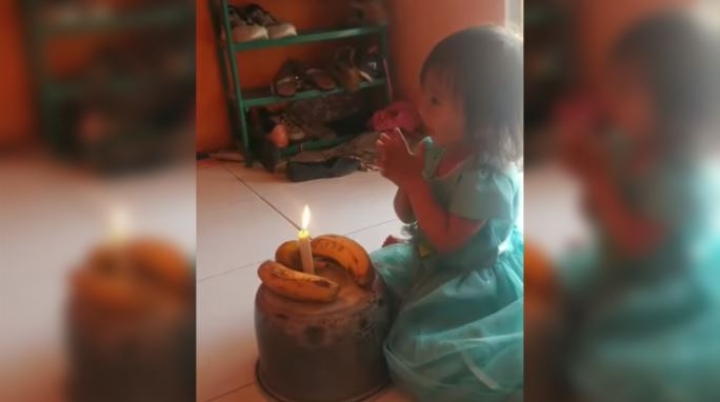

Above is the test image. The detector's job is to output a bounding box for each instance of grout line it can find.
[197,259,264,283]
[204,382,256,402]
[216,162,401,238]
[220,163,301,230]
[343,218,402,236]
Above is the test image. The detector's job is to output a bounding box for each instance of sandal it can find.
[243,3,297,39]
[300,65,336,91]
[221,5,268,43]
[272,60,302,98]
[331,46,361,92]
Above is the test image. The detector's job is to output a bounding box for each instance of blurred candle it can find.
[298,205,314,274]
[108,206,130,245]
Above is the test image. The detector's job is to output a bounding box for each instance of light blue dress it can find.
[558,153,720,402]
[370,138,524,401]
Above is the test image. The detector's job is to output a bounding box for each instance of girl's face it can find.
[419,71,466,147]
[604,60,656,144]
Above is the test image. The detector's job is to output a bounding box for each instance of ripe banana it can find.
[311,235,375,288]
[275,240,301,270]
[258,260,340,303]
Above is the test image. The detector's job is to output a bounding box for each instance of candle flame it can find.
[109,206,130,244]
[301,205,311,230]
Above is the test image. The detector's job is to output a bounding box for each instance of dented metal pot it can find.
[255,263,390,402]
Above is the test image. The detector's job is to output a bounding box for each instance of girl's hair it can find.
[421,25,523,167]
[612,11,718,149]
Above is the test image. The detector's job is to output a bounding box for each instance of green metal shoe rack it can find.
[20,1,193,154]
[208,0,391,167]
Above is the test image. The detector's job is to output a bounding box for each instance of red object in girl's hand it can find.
[376,129,423,188]
[371,101,423,140]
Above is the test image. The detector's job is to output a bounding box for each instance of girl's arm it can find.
[403,180,485,254]
[394,189,416,223]
[391,137,426,224]
[585,173,666,256]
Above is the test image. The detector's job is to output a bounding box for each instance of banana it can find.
[311,235,375,288]
[312,258,334,271]
[275,240,301,270]
[258,260,340,303]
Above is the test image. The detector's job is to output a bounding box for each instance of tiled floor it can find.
[196,160,409,402]
[2,155,582,401]
[0,156,196,401]
[196,159,582,402]
[523,162,589,257]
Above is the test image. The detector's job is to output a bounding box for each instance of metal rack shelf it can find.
[209,0,390,166]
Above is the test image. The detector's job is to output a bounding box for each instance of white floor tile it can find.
[246,171,397,236]
[1,158,196,402]
[347,220,405,253]
[222,162,295,196]
[197,266,261,401]
[197,200,298,280]
[523,162,590,257]
[198,163,257,209]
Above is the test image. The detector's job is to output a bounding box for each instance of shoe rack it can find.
[20,0,193,155]
[209,0,391,167]
[524,0,573,165]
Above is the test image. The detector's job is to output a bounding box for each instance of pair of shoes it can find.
[272,60,336,97]
[222,3,297,42]
[243,3,297,39]
[286,158,361,183]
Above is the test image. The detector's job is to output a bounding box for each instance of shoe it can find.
[221,5,268,42]
[357,45,384,82]
[259,139,282,172]
[275,114,306,142]
[331,46,361,92]
[269,124,290,148]
[296,63,336,91]
[243,4,297,39]
[272,60,302,97]
[286,158,361,183]
[270,113,306,142]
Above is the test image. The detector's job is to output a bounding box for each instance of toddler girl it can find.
[372,26,524,401]
[551,11,720,402]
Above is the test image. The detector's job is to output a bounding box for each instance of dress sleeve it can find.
[449,166,518,221]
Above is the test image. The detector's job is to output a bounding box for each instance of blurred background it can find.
[2,0,194,171]
[525,0,720,401]
[0,1,195,401]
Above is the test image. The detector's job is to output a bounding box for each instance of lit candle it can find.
[108,206,130,246]
[107,206,131,270]
[298,205,314,274]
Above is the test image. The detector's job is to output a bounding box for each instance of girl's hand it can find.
[376,129,423,188]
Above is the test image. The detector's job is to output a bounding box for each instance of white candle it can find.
[298,205,314,274]
[108,206,130,246]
